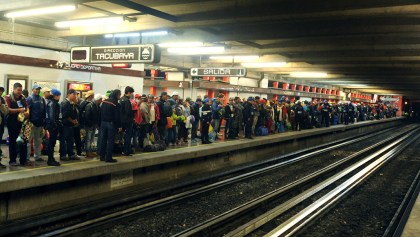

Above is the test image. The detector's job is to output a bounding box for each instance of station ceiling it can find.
[2,0,420,99]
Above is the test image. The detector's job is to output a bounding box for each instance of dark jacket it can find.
[61,98,79,127]
[46,97,62,131]
[84,100,100,127]
[224,104,235,119]
[100,93,121,128]
[119,95,134,124]
[201,104,212,123]
[243,102,253,123]
[294,104,304,117]
[192,103,201,121]
[212,102,222,119]
[27,94,46,127]
[156,98,167,126]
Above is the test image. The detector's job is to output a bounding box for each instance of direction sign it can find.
[71,44,160,64]
[190,68,247,77]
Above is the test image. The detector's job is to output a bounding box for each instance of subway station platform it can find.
[402,193,420,237]
[0,118,405,223]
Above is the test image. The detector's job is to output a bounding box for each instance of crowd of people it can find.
[0,83,399,168]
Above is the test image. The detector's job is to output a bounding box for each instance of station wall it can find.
[0,43,144,96]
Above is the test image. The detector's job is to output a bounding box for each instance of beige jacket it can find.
[0,102,9,124]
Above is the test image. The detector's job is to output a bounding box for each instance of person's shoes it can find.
[100,157,105,161]
[35,157,45,162]
[105,159,117,163]
[60,156,69,161]
[69,155,81,160]
[202,141,211,144]
[47,161,61,166]
[122,152,132,156]
[9,162,19,167]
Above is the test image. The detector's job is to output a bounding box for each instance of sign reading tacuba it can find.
[190,68,247,77]
[71,44,158,64]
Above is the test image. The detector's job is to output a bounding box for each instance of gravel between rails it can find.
[88,129,403,237]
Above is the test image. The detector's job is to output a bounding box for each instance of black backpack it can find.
[79,100,91,125]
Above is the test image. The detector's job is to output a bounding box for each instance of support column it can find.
[282,83,289,90]
[290,84,297,91]
[273,81,279,88]
[305,86,310,92]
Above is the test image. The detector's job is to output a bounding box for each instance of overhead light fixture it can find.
[210,55,260,61]
[290,72,328,78]
[158,42,203,48]
[167,46,224,55]
[55,16,124,28]
[104,32,140,38]
[241,62,287,68]
[5,4,76,18]
[141,31,168,36]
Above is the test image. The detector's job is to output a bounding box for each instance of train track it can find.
[2,125,409,236]
[173,125,420,237]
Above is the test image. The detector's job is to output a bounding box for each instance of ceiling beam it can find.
[106,0,178,22]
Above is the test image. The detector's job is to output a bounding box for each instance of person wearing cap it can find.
[156,92,169,141]
[233,96,244,138]
[0,85,6,163]
[119,86,135,156]
[81,90,99,158]
[294,101,304,131]
[26,84,47,162]
[45,89,62,166]
[60,89,80,161]
[5,82,29,166]
[41,87,51,102]
[99,90,122,163]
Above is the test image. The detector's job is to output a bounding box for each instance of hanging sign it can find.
[190,68,247,77]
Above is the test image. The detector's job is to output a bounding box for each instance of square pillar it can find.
[282,83,289,90]
[290,84,297,90]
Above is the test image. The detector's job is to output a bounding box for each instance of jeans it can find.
[211,119,220,134]
[99,122,116,161]
[167,127,176,144]
[47,128,58,163]
[122,122,134,154]
[85,127,96,153]
[73,126,82,155]
[27,126,43,159]
[7,120,27,164]
[60,126,75,158]
[191,120,199,140]
[201,121,209,142]
[224,118,233,138]
[138,123,149,148]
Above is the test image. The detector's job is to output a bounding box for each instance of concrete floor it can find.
[402,193,420,237]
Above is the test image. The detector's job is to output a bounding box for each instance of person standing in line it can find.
[201,98,212,144]
[294,101,305,131]
[139,94,150,149]
[243,97,255,139]
[26,84,47,162]
[83,92,101,158]
[321,100,332,127]
[120,86,135,156]
[224,97,235,139]
[5,83,29,166]
[156,92,168,142]
[0,85,7,162]
[99,90,122,163]
[191,98,201,143]
[45,89,61,166]
[41,88,51,102]
[0,86,8,168]
[211,98,223,139]
[60,89,80,161]
[233,97,244,138]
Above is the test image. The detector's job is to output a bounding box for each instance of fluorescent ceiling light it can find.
[290,72,328,78]
[241,62,287,68]
[158,42,203,48]
[55,16,124,28]
[141,31,168,36]
[210,55,260,61]
[5,4,76,18]
[104,32,140,38]
[167,46,225,55]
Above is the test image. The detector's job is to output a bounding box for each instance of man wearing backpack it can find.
[26,84,47,162]
[119,86,135,156]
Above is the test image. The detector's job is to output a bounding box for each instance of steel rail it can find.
[265,128,420,237]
